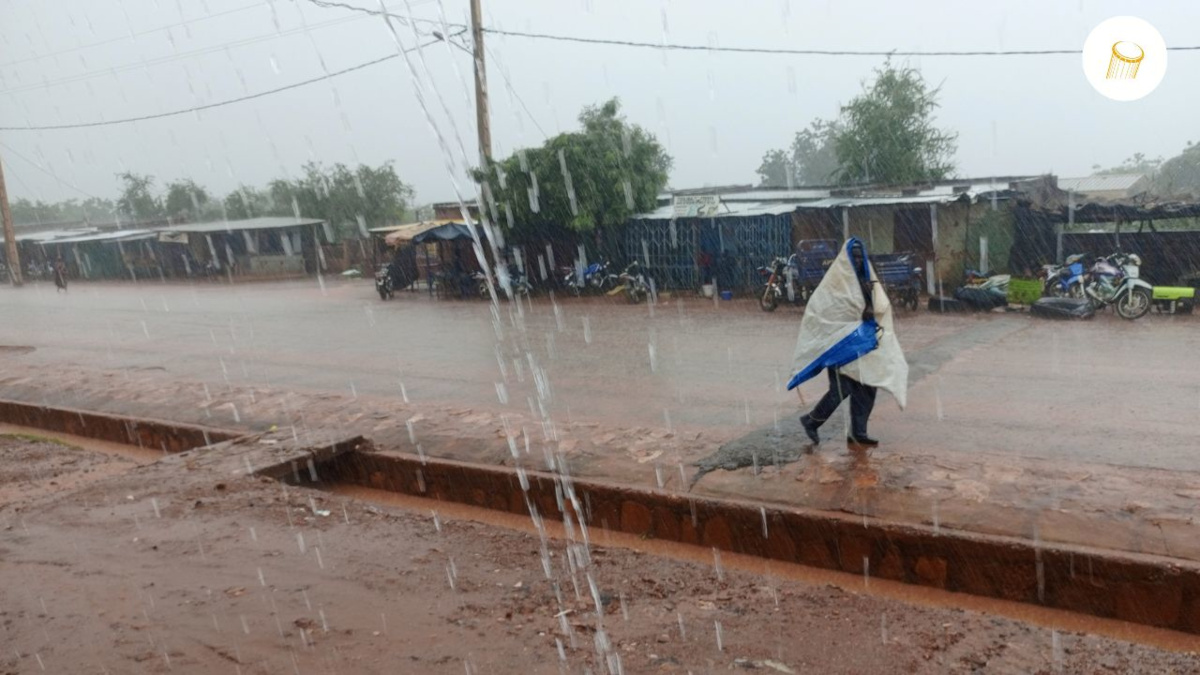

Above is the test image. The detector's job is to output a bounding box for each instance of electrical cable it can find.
[0,141,104,199]
[0,32,461,131]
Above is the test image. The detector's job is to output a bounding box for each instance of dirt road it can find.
[3,434,1199,674]
[2,279,1199,471]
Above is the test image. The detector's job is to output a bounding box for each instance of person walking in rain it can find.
[53,257,68,293]
[788,239,908,447]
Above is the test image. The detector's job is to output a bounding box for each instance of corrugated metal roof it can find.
[6,228,100,243]
[631,202,798,220]
[382,219,460,245]
[794,194,968,209]
[720,188,831,202]
[1058,174,1147,194]
[50,229,155,244]
[159,216,324,233]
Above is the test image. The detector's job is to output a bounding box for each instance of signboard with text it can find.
[672,195,721,218]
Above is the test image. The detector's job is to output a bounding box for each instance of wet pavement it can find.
[2,278,1200,561]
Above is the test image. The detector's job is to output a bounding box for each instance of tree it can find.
[1154,142,1200,198]
[164,179,210,221]
[482,98,672,241]
[756,119,841,187]
[758,63,955,187]
[116,172,163,220]
[10,196,117,225]
[756,149,791,188]
[223,186,273,220]
[833,62,957,185]
[266,162,414,239]
[1091,152,1163,176]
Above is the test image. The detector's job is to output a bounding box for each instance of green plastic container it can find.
[1007,278,1043,305]
[1152,286,1196,301]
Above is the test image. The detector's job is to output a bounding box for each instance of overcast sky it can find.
[2,0,1198,210]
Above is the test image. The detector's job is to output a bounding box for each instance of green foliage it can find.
[834,62,957,185]
[760,62,956,187]
[267,162,414,240]
[222,186,273,220]
[9,197,115,225]
[17,163,413,236]
[1091,152,1162,176]
[1153,143,1200,198]
[756,119,841,187]
[115,172,163,219]
[482,98,671,240]
[164,179,209,221]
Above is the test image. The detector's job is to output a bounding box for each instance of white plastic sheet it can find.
[791,242,909,409]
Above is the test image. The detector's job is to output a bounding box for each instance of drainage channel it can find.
[4,398,1200,643]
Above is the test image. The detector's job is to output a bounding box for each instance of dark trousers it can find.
[808,368,877,437]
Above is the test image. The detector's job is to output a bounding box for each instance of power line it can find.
[483,41,548,140]
[0,13,372,96]
[0,141,104,199]
[298,0,1200,58]
[0,1,270,70]
[305,0,446,28]
[0,32,461,132]
[480,27,1200,57]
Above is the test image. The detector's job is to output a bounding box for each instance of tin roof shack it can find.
[788,178,1054,288]
[1058,173,1150,202]
[156,217,329,279]
[625,201,795,291]
[634,176,1062,292]
[44,229,157,279]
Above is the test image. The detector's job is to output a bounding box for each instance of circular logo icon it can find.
[1082,16,1167,101]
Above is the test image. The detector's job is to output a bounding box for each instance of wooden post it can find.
[470,0,492,166]
[0,150,22,286]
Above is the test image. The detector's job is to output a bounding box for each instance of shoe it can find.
[847,434,879,447]
[800,416,820,445]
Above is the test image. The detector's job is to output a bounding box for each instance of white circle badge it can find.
[1082,16,1167,101]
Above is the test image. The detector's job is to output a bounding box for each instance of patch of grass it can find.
[0,433,79,449]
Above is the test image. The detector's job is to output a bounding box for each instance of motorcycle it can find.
[1084,251,1152,320]
[1041,253,1087,298]
[499,263,532,298]
[375,263,395,300]
[560,261,618,296]
[619,261,652,304]
[757,254,801,312]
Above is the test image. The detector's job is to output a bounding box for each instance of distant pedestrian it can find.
[53,258,68,292]
[788,239,908,447]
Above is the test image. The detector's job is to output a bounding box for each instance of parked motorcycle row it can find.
[1041,251,1152,320]
[756,240,925,313]
[376,261,535,302]
[369,244,1168,323]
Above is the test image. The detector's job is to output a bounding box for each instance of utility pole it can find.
[0,150,22,286]
[469,0,492,166]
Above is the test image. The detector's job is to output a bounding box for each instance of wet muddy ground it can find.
[3,434,1199,674]
[4,278,1199,470]
[2,281,1199,563]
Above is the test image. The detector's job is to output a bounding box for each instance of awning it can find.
[410,222,481,244]
[381,219,457,246]
[47,229,156,244]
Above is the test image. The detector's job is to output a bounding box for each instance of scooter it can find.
[1084,252,1152,320]
[375,263,395,300]
[619,261,652,304]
